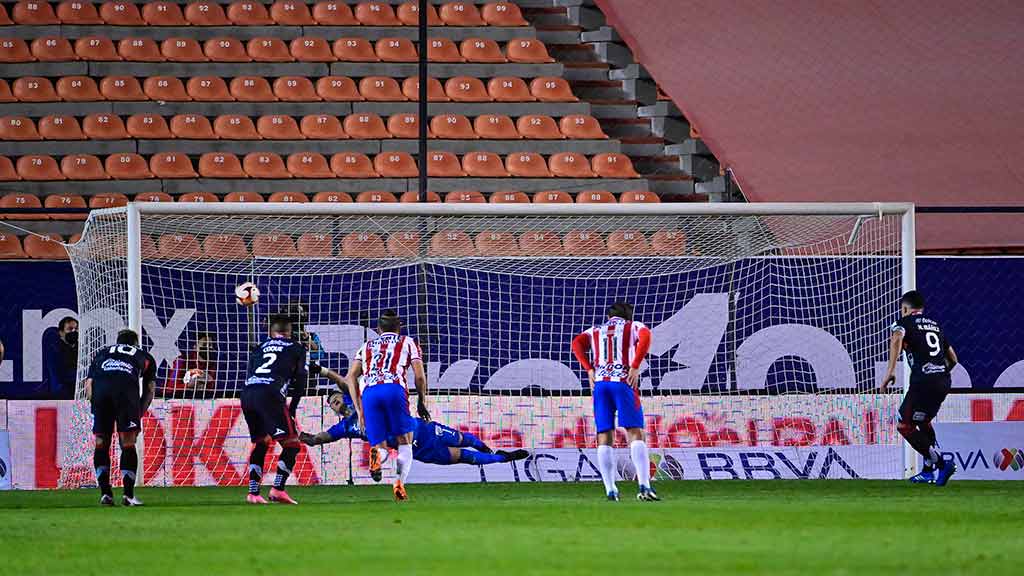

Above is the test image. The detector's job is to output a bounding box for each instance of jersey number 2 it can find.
[255,352,277,373]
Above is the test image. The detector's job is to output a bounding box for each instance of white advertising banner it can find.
[932,422,1024,480]
[0,431,11,490]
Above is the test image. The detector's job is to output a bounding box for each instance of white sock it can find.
[397,444,413,484]
[596,445,617,494]
[630,440,651,489]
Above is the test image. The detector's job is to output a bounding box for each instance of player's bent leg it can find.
[93,434,114,505]
[454,446,526,465]
[456,429,492,453]
[118,430,143,506]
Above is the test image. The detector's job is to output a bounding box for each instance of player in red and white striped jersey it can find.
[345,310,429,501]
[571,302,658,501]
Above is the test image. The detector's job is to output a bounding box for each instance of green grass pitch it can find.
[1,481,1019,576]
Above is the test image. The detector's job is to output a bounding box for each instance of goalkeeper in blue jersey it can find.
[301,364,527,478]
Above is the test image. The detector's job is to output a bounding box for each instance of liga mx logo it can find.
[993,448,1024,472]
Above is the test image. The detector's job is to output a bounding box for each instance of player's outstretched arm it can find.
[946,344,959,371]
[83,377,93,401]
[299,430,337,446]
[412,359,430,421]
[881,330,904,391]
[141,379,156,414]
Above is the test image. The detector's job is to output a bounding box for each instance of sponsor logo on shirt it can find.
[100,359,135,374]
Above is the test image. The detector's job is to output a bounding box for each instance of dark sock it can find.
[120,446,138,498]
[458,431,491,453]
[458,449,507,465]
[274,447,299,490]
[248,442,268,495]
[94,446,112,497]
[904,428,934,461]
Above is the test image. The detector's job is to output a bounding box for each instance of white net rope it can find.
[65,206,905,486]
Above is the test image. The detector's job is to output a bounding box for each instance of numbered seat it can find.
[267,191,310,203]
[0,38,31,63]
[475,231,519,256]
[38,114,85,140]
[159,233,203,259]
[298,232,335,257]
[0,155,19,180]
[560,115,607,139]
[12,77,58,102]
[136,191,173,202]
[530,77,577,102]
[341,232,387,258]
[273,76,320,101]
[426,151,466,177]
[487,77,533,102]
[397,1,440,25]
[253,233,298,257]
[462,151,508,177]
[119,38,164,62]
[225,191,264,202]
[331,152,378,178]
[482,2,528,26]
[506,152,550,177]
[185,2,229,26]
[0,3,9,23]
[376,37,418,62]
[99,2,144,25]
[607,230,652,256]
[344,113,390,139]
[56,76,103,101]
[127,113,173,139]
[18,155,65,180]
[257,115,303,139]
[313,1,357,25]
[31,37,75,62]
[202,234,249,259]
[14,0,60,24]
[143,2,186,25]
[57,1,103,24]
[1,192,42,220]
[563,230,607,256]
[360,77,405,101]
[248,37,293,62]
[355,1,400,25]
[355,191,397,203]
[60,154,109,179]
[88,192,130,208]
[227,1,273,25]
[651,230,687,255]
[439,1,483,26]
[312,191,353,203]
[430,230,477,257]
[170,114,216,139]
[333,37,378,62]
[144,76,190,101]
[150,152,198,178]
[162,37,208,62]
[399,190,441,203]
[507,38,554,63]
[271,1,314,25]
[387,232,420,257]
[0,116,40,140]
[374,152,418,178]
[576,189,616,204]
[231,76,275,101]
[300,114,345,139]
[178,191,219,203]
[489,190,530,203]
[592,152,640,178]
[243,152,290,178]
[187,76,233,101]
[386,113,425,138]
[427,38,464,63]
[316,76,362,101]
[519,231,563,256]
[446,190,485,203]
[291,37,335,62]
[198,152,247,178]
[287,153,333,178]
[517,115,562,139]
[532,189,572,203]
[474,114,519,139]
[204,37,250,62]
[620,190,659,203]
[24,234,69,259]
[45,193,87,220]
[431,114,476,139]
[97,77,143,103]
[105,153,152,179]
[211,115,258,140]
[401,76,449,102]
[0,233,26,258]
[549,152,595,178]
[446,77,491,102]
[460,38,506,63]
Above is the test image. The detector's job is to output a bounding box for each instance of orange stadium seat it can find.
[374,152,418,178]
[185,2,230,26]
[1,192,42,220]
[507,38,554,63]
[331,152,378,178]
[316,76,362,101]
[398,1,440,25]
[136,191,173,202]
[488,77,534,102]
[144,76,190,101]
[170,114,216,139]
[127,113,172,139]
[427,151,466,177]
[0,116,39,140]
[341,232,388,258]
[355,2,400,26]
[560,115,607,139]
[439,2,483,26]
[550,152,595,178]
[14,0,59,24]
[446,190,485,203]
[300,114,345,139]
[0,3,9,23]
[312,191,352,203]
[474,114,519,139]
[607,230,652,256]
[313,2,357,25]
[89,192,130,208]
[202,234,249,259]
[431,114,476,139]
[387,113,425,138]
[476,231,519,256]
[225,191,263,202]
[0,38,32,63]
[446,77,491,102]
[188,76,233,101]
[205,37,250,62]
[257,115,303,139]
[291,37,335,62]
[17,155,65,180]
[214,115,260,139]
[159,234,203,259]
[0,80,15,102]
[274,76,320,101]
[162,38,208,62]
[355,191,397,203]
[45,193,87,220]
[227,1,273,25]
[105,153,152,179]
[333,38,378,62]
[248,37,293,62]
[345,113,390,139]
[31,37,75,62]
[519,230,563,255]
[287,153,333,178]
[377,38,418,62]
[506,152,550,177]
[461,38,506,63]
[60,154,109,179]
[105,120,149,152]
[199,152,246,178]
[298,232,334,257]
[231,76,275,101]
[57,1,103,24]
[178,192,219,203]
[100,2,144,25]
[253,233,298,257]
[243,152,290,178]
[482,2,528,26]
[533,189,572,203]
[0,233,26,258]
[119,38,164,62]
[150,152,198,178]
[399,190,441,202]
[427,38,464,63]
[0,155,19,180]
[490,190,529,203]
[592,153,640,178]
[360,77,405,101]
[430,230,477,257]
[143,2,186,25]
[99,76,145,101]
[271,1,314,25]
[517,115,563,139]
[531,77,577,102]
[463,151,508,177]
[402,76,449,102]
[38,115,85,140]
[651,230,687,255]
[563,230,607,256]
[577,189,616,204]
[13,77,57,102]
[621,190,659,203]
[56,76,102,101]
[24,234,68,260]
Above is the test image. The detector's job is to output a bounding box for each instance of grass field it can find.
[0,481,1019,575]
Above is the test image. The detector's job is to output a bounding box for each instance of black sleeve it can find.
[288,345,309,416]
[142,352,158,383]
[892,316,910,335]
[87,349,103,380]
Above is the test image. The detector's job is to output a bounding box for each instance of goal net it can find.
[63,202,913,488]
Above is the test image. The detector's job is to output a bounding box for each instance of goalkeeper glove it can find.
[308,362,321,376]
[417,400,431,422]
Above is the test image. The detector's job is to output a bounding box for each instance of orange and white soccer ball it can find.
[235,282,260,306]
[183,368,206,387]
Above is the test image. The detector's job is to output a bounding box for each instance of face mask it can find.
[64,331,78,346]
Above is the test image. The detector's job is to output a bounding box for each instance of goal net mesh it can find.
[64,206,905,487]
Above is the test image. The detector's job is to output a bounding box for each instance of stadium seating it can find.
[430,230,477,257]
[518,115,563,140]
[387,113,425,138]
[439,2,483,26]
[577,190,617,204]
[397,1,440,26]
[313,192,352,203]
[519,230,563,256]
[355,191,397,203]
[88,192,128,208]
[257,115,303,139]
[158,234,202,259]
[253,233,299,257]
[38,115,85,140]
[312,2,356,25]
[475,115,520,139]
[224,191,264,202]
[482,2,528,26]
[136,192,173,203]
[607,230,652,256]
[1,192,42,220]
[301,115,346,140]
[215,115,260,139]
[45,193,87,220]
[490,190,530,204]
[170,114,215,139]
[199,152,246,178]
[345,113,390,139]
[463,152,508,177]
[202,233,249,259]
[476,231,519,256]
[400,191,441,202]
[432,114,477,140]
[23,233,68,259]
[0,232,26,258]
[341,232,387,258]
[297,232,334,257]
[287,153,334,178]
[178,192,219,203]
[386,231,419,257]
[332,152,378,178]
[0,116,39,140]
[60,154,108,180]
[243,152,289,178]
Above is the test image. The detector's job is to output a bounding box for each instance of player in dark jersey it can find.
[84,329,157,506]
[882,290,959,486]
[241,314,308,505]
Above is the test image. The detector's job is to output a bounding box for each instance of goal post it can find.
[65,201,916,487]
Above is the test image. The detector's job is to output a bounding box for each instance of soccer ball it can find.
[235,282,260,306]
[183,368,206,387]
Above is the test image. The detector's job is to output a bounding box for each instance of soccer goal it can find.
[64,202,915,488]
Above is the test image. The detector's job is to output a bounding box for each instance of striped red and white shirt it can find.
[354,332,422,391]
[572,317,652,382]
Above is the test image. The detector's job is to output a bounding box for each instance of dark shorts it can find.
[900,374,951,424]
[241,385,294,442]
[91,382,141,435]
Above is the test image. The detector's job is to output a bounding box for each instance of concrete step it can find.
[600,118,652,138]
[547,43,599,63]
[570,80,627,100]
[588,100,639,119]
[522,6,570,27]
[535,27,582,44]
[561,61,610,81]
[618,137,666,157]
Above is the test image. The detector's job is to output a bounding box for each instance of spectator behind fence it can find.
[42,316,78,399]
[166,332,217,398]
